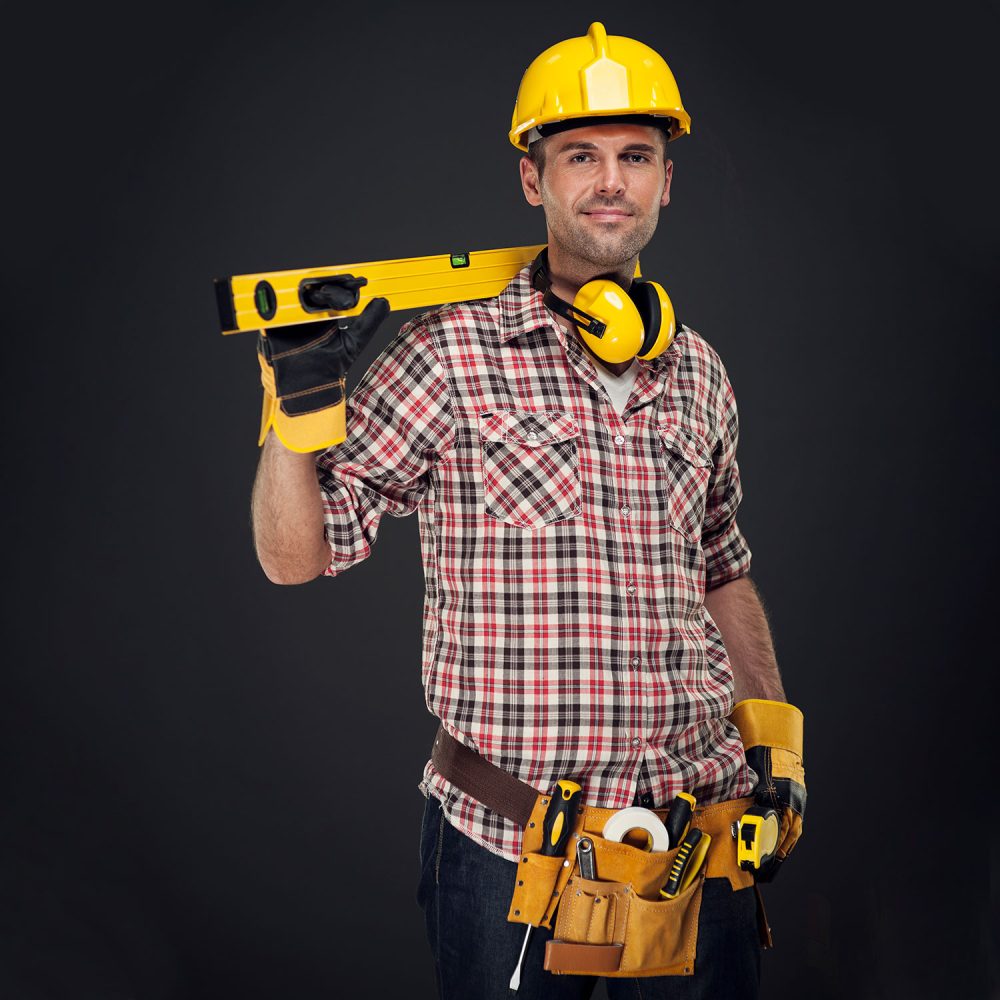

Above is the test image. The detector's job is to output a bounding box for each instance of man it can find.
[251,22,804,1000]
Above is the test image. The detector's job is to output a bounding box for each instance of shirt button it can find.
[630,737,642,749]
[621,505,631,516]
[614,434,626,445]
[527,432,538,440]
[626,583,637,596]
[630,656,640,668]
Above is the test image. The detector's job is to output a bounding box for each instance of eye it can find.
[624,153,651,164]
[569,152,592,163]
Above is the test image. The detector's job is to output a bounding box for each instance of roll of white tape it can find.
[601,807,671,853]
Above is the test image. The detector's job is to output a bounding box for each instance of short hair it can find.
[527,136,550,176]
[526,125,670,178]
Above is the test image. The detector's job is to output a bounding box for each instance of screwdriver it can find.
[509,779,583,992]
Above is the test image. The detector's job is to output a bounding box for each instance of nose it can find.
[596,158,625,197]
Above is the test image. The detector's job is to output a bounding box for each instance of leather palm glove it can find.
[257,280,389,453]
[730,699,806,883]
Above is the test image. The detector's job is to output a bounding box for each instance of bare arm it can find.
[704,575,786,703]
[251,431,331,585]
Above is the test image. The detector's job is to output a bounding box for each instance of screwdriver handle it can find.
[541,780,583,856]
[664,791,697,847]
[660,828,711,898]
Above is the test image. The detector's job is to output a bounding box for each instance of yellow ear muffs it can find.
[530,249,678,365]
[559,278,677,364]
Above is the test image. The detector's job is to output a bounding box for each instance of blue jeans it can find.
[416,794,762,999]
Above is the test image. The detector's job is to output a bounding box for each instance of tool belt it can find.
[432,724,770,978]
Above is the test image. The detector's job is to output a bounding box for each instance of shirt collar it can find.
[497,265,551,343]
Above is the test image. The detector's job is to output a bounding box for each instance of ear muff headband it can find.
[543,288,608,337]
[530,251,607,337]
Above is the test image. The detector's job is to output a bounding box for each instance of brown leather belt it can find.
[431,724,538,826]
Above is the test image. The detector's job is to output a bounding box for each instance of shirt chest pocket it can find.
[478,410,582,529]
[657,422,714,543]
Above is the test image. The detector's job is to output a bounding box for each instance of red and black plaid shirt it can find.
[316,266,755,861]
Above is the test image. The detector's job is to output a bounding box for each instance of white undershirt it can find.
[592,359,641,416]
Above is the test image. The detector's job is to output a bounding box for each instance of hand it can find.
[730,699,806,883]
[257,285,389,453]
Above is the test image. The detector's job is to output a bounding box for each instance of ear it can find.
[519,156,543,207]
[660,159,673,208]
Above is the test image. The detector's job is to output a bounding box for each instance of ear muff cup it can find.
[629,281,661,356]
[572,279,645,364]
[630,280,676,361]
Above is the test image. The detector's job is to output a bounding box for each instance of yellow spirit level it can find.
[214,244,545,335]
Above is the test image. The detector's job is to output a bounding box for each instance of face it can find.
[519,124,673,270]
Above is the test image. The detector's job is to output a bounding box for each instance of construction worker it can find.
[251,22,804,1000]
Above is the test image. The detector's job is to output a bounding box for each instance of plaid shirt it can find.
[316,266,756,862]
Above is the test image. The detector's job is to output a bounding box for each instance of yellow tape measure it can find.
[734,806,780,871]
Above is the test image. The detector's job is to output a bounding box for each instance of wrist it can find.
[262,428,327,458]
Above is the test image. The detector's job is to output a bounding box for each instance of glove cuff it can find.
[272,398,346,453]
[730,699,803,757]
[258,353,278,446]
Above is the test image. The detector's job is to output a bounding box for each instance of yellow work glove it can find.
[730,699,806,882]
[257,278,388,453]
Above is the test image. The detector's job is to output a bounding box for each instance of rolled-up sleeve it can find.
[701,369,752,591]
[314,318,455,577]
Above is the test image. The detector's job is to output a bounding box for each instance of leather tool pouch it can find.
[507,793,707,977]
[430,725,764,977]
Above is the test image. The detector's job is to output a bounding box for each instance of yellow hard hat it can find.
[509,22,691,152]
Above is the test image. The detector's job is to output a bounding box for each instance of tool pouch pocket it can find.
[508,851,565,927]
[543,833,706,977]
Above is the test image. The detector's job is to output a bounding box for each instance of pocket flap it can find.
[479,410,580,445]
[657,423,713,468]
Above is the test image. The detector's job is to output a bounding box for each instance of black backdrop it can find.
[3,1,997,997]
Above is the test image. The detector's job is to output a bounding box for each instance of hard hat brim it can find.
[511,110,691,153]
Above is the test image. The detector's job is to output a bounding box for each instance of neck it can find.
[544,240,636,305]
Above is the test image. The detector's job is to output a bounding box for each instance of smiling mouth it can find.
[583,210,632,221]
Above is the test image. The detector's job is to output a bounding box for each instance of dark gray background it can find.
[2,1,997,997]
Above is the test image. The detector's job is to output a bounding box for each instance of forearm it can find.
[704,575,786,703]
[251,431,331,584]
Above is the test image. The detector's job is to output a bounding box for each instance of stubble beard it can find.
[543,192,661,271]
